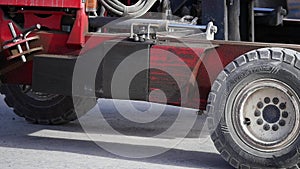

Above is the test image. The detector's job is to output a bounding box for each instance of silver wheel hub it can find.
[233,79,300,151]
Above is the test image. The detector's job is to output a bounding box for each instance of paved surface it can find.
[0,97,232,169]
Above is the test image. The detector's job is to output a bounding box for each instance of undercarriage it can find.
[0,0,300,168]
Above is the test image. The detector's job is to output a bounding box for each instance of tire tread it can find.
[207,48,300,169]
[0,85,83,125]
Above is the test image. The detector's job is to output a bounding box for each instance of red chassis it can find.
[0,4,300,110]
[0,0,83,8]
[3,1,300,168]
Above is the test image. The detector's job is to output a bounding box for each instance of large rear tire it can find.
[0,84,96,125]
[207,48,300,168]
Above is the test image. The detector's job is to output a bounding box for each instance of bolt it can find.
[254,110,261,117]
[257,102,264,109]
[272,124,279,131]
[273,97,279,104]
[279,120,286,126]
[257,118,263,125]
[279,103,286,110]
[282,111,289,118]
[264,97,271,104]
[263,124,270,131]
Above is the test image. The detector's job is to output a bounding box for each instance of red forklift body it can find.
[1,1,300,168]
[0,0,83,8]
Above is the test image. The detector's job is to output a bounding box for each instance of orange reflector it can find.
[86,0,98,12]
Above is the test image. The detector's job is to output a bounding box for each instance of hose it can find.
[99,0,158,18]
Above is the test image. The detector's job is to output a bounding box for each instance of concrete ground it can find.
[0,97,232,169]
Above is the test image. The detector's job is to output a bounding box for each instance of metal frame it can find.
[0,0,299,111]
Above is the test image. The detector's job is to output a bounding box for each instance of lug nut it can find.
[282,111,289,118]
[264,97,271,104]
[257,102,264,109]
[254,110,261,117]
[263,124,270,131]
[273,97,279,104]
[272,124,279,131]
[257,118,263,125]
[279,120,286,126]
[279,103,286,110]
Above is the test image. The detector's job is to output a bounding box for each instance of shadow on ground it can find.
[0,97,232,169]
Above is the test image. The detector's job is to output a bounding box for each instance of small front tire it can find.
[1,84,96,125]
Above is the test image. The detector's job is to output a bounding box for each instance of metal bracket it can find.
[130,23,159,42]
[205,21,218,40]
[3,23,42,62]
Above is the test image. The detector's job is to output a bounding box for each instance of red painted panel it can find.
[67,8,88,46]
[149,44,205,109]
[21,10,64,30]
[2,33,120,84]
[0,9,22,43]
[149,42,264,110]
[195,44,259,109]
[0,0,83,8]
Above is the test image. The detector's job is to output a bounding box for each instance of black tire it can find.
[0,84,96,125]
[207,48,300,168]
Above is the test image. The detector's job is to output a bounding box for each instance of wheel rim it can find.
[232,78,300,152]
[19,85,60,102]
